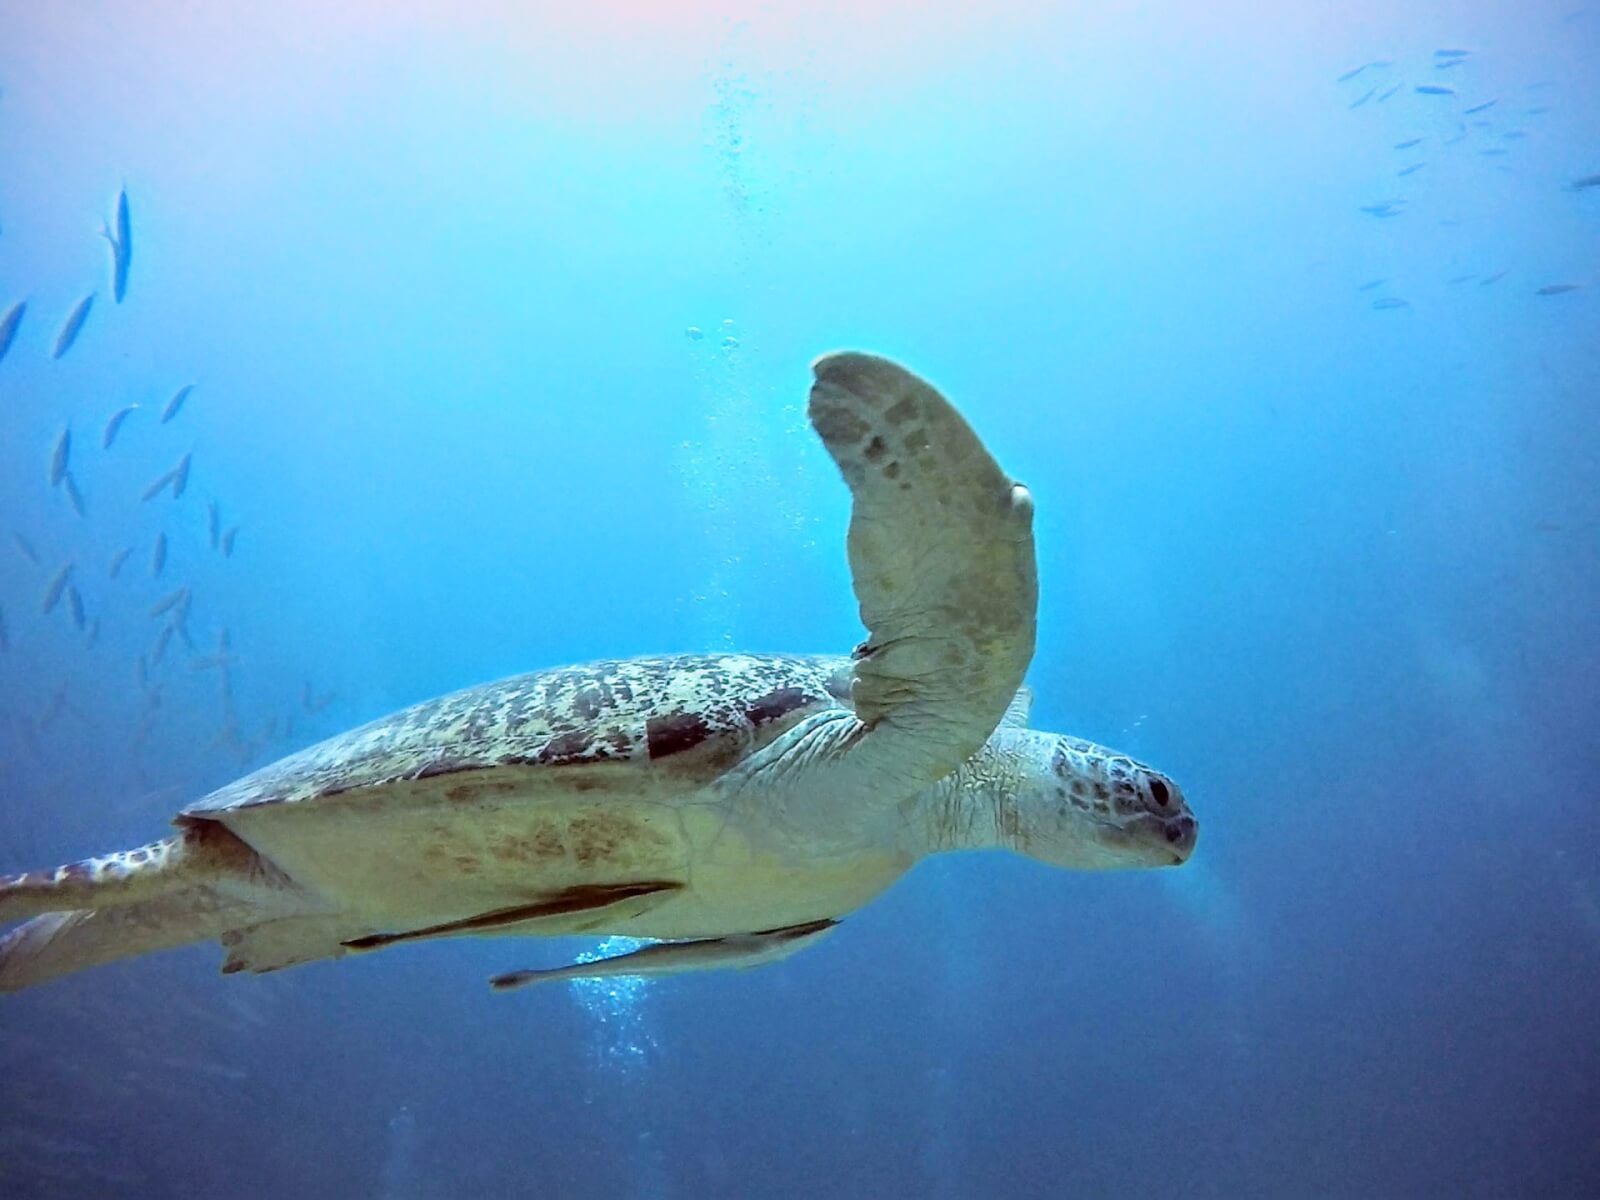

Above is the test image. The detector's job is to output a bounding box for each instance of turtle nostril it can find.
[1164,823,1183,844]
[1149,778,1170,808]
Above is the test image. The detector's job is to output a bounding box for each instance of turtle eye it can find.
[1149,777,1170,808]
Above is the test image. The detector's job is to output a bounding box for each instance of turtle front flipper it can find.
[806,352,1037,798]
[489,918,839,991]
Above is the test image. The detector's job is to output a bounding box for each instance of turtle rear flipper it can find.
[0,887,262,992]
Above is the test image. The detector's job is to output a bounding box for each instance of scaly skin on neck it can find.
[902,728,1037,856]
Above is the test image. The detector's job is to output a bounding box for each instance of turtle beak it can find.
[1117,812,1197,866]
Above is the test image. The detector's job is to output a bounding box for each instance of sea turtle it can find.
[0,353,1196,994]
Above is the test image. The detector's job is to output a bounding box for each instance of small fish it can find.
[1502,129,1528,140]
[148,585,190,619]
[150,532,167,578]
[172,452,192,499]
[490,920,838,991]
[1415,85,1456,96]
[1394,138,1423,150]
[1536,283,1583,295]
[140,466,179,502]
[62,472,86,518]
[1463,99,1497,115]
[1348,87,1376,109]
[41,563,73,614]
[48,428,70,486]
[136,654,149,690]
[103,188,132,304]
[108,546,132,577]
[52,293,95,360]
[151,624,174,666]
[0,300,23,364]
[86,618,100,648]
[102,403,139,448]
[1525,105,1551,116]
[1448,274,1477,284]
[161,384,194,424]
[1377,83,1402,102]
[1570,174,1600,191]
[13,531,39,564]
[1434,58,1467,70]
[1479,148,1508,157]
[1434,48,1471,58]
[1358,278,1388,291]
[1398,162,1427,177]
[206,501,220,550]
[1359,201,1406,218]
[1479,270,1508,286]
[65,585,86,631]
[302,682,337,714]
[1335,64,1370,83]
[1372,297,1411,310]
[221,526,238,557]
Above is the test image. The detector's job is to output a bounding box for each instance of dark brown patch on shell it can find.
[646,712,713,759]
[745,687,812,726]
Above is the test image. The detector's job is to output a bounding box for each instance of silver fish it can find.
[102,403,139,448]
[1463,99,1497,115]
[1414,84,1456,96]
[108,546,132,577]
[206,500,220,549]
[160,384,193,424]
[1434,48,1471,58]
[1398,162,1427,177]
[13,530,39,564]
[48,428,70,486]
[62,472,86,518]
[1348,87,1376,109]
[148,585,190,618]
[140,467,178,502]
[1394,137,1423,149]
[1479,269,1508,286]
[1536,283,1582,295]
[66,585,86,631]
[1372,297,1411,310]
[490,919,837,991]
[1358,279,1388,291]
[150,532,167,578]
[107,188,132,303]
[0,300,24,364]
[150,623,174,666]
[52,293,95,360]
[221,525,238,557]
[1569,174,1600,191]
[172,451,192,499]
[1377,83,1402,102]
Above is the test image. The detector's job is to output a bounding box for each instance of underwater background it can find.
[1,1,1597,1196]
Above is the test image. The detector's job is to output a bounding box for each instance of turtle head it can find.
[1008,733,1197,869]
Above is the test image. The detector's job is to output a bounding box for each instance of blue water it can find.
[1,3,1597,1196]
